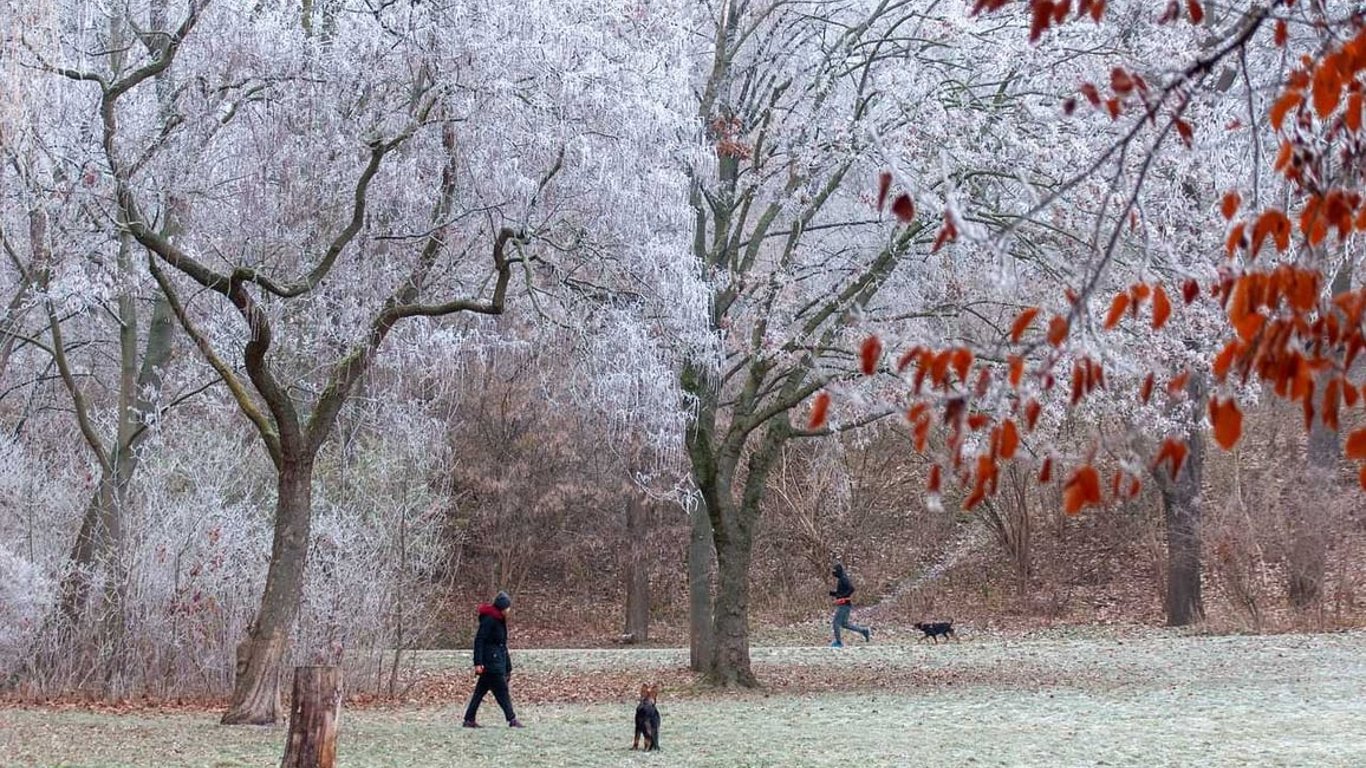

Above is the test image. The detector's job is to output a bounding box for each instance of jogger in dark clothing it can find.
[829,563,871,647]
[463,591,523,728]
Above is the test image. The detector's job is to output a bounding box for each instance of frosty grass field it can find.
[3,630,1364,767]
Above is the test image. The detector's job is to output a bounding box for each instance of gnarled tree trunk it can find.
[222,458,315,724]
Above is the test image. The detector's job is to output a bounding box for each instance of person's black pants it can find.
[464,671,516,723]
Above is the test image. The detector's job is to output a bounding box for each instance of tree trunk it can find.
[223,458,315,725]
[1162,392,1206,627]
[1295,397,1336,608]
[1292,264,1350,608]
[708,520,756,686]
[1163,485,1204,626]
[280,666,342,768]
[622,497,650,644]
[687,499,714,671]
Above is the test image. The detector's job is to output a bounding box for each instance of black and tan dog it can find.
[632,683,662,751]
[914,620,957,643]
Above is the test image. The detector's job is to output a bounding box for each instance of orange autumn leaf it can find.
[1288,267,1319,312]
[1038,456,1053,484]
[1227,277,1253,332]
[1225,222,1246,258]
[1008,354,1025,389]
[808,391,831,430]
[1152,284,1172,330]
[1185,0,1203,24]
[891,193,916,223]
[1209,397,1244,451]
[1079,82,1102,106]
[1023,398,1042,431]
[1070,362,1086,405]
[932,214,958,252]
[1251,209,1292,256]
[896,345,923,373]
[1167,369,1190,397]
[1175,118,1194,148]
[930,349,953,387]
[1182,278,1200,304]
[951,347,974,384]
[967,412,990,431]
[1274,139,1293,173]
[1111,67,1134,94]
[1347,428,1366,460]
[1313,60,1343,118]
[1010,307,1040,343]
[1104,293,1130,329]
[1028,0,1053,42]
[1344,378,1360,408]
[1000,419,1021,460]
[1274,19,1287,47]
[876,172,893,211]
[927,463,942,494]
[1139,372,1155,405]
[1270,91,1302,131]
[1212,339,1243,381]
[1220,191,1241,220]
[1047,315,1069,347]
[977,454,999,494]
[964,483,987,511]
[1324,378,1342,431]
[913,415,931,452]
[1235,312,1265,343]
[1063,465,1102,515]
[1349,91,1365,133]
[860,335,883,375]
[1154,437,1190,479]
[907,402,929,424]
[1360,464,1366,491]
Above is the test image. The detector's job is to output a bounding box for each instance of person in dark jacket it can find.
[829,563,871,648]
[462,590,523,728]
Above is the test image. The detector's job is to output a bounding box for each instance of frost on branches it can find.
[820,2,1366,522]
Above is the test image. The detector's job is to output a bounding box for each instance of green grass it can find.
[4,631,1365,767]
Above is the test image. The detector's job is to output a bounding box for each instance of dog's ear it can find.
[639,683,650,698]
[651,683,662,697]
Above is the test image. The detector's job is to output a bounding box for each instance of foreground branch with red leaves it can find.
[807,1,1366,515]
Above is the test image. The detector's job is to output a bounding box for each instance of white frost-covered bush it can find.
[0,545,53,677]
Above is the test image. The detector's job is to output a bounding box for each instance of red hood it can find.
[477,603,505,621]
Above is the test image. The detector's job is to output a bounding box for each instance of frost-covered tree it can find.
[676,0,1154,685]
[22,0,699,722]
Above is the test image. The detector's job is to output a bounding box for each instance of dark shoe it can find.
[462,720,481,728]
[508,719,525,728]
[829,640,844,648]
[864,628,873,642]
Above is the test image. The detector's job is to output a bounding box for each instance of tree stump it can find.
[280,666,342,768]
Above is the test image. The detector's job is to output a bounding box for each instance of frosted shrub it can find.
[0,545,52,680]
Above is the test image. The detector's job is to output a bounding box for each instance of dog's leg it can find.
[632,731,640,750]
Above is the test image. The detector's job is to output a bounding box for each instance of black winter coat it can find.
[472,605,512,675]
[830,566,855,601]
